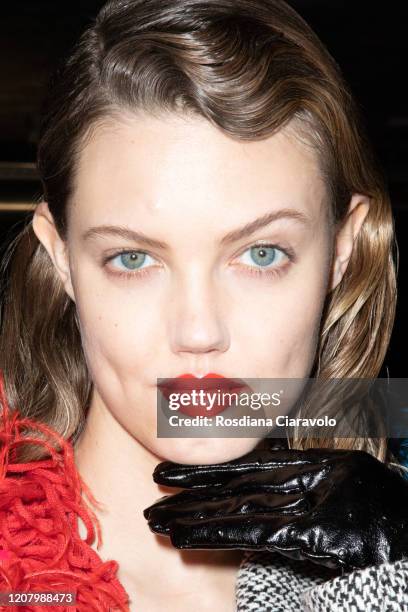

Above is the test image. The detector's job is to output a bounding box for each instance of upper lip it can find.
[157,372,250,392]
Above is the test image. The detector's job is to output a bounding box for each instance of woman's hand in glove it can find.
[143,446,408,571]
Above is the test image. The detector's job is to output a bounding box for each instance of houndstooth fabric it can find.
[235,550,408,611]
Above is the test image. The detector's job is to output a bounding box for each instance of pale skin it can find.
[32,111,369,610]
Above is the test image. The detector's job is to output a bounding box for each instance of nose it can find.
[168,269,230,357]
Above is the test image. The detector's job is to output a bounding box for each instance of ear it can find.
[330,193,370,292]
[32,201,76,302]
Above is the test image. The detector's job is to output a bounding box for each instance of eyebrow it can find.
[82,208,311,249]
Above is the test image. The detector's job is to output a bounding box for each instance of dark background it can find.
[0,1,406,375]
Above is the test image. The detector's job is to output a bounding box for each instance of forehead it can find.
[69,111,327,227]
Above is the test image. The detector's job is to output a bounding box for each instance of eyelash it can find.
[102,243,295,281]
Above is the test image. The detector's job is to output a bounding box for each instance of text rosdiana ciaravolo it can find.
[167,415,337,427]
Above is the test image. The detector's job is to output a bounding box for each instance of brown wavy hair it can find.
[0,0,398,463]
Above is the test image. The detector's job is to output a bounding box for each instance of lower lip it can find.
[159,384,250,417]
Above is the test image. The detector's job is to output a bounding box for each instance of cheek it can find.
[72,286,160,443]
[74,260,160,354]
[72,277,162,384]
[230,260,328,376]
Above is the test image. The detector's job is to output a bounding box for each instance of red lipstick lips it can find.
[157,372,252,417]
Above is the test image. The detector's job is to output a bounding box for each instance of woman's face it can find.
[36,112,339,463]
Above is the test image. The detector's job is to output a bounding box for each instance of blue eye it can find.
[238,245,286,269]
[111,251,155,271]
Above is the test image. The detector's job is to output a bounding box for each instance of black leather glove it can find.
[143,446,408,571]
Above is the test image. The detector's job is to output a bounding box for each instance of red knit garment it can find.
[0,372,131,612]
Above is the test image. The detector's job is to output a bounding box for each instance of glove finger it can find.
[166,512,303,549]
[145,462,328,521]
[166,514,343,560]
[152,447,340,488]
[143,485,225,520]
[143,486,234,519]
[152,459,330,507]
[146,490,308,534]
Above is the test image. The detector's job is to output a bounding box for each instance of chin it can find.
[153,436,262,465]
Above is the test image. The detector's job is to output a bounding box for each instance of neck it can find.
[73,388,242,605]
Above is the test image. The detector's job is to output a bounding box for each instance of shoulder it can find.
[302,557,408,611]
[236,550,408,612]
[236,550,338,611]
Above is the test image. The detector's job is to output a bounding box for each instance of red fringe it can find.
[0,372,131,611]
